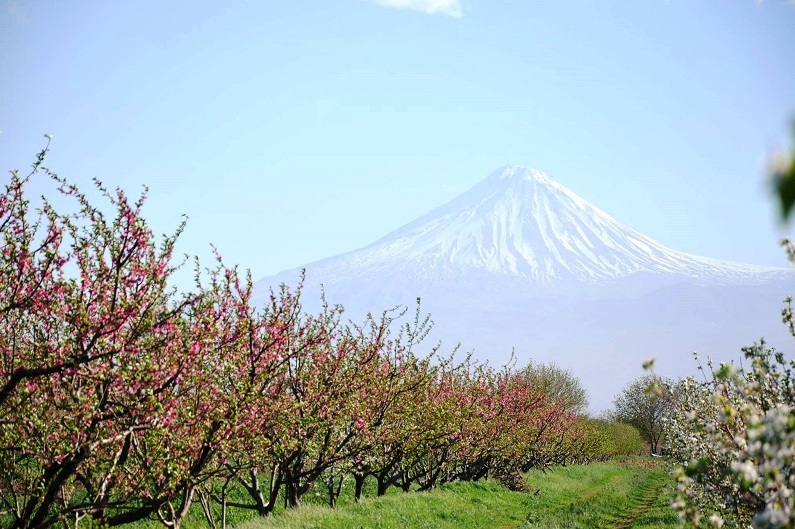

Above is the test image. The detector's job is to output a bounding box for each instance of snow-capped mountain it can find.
[255,166,795,411]
[264,166,785,291]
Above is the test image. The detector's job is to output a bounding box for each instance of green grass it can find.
[234,458,686,529]
[235,480,533,529]
[121,458,683,528]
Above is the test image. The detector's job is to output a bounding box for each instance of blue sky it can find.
[1,0,794,288]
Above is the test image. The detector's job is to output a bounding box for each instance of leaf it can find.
[774,167,795,221]
[771,123,795,221]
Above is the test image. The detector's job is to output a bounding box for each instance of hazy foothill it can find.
[257,166,795,413]
[2,1,795,528]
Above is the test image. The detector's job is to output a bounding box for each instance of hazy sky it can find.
[1,0,794,288]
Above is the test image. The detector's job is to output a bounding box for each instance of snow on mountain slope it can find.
[262,165,789,295]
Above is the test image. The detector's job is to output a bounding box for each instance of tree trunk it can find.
[284,479,302,508]
[377,475,391,496]
[400,470,412,493]
[249,469,277,517]
[327,480,338,509]
[157,485,196,529]
[197,487,218,529]
[265,465,281,516]
[353,473,366,502]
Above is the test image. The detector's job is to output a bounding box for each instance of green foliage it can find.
[613,375,674,455]
[771,123,795,221]
[572,419,643,462]
[519,362,589,415]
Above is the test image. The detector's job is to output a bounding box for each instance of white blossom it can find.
[668,343,794,528]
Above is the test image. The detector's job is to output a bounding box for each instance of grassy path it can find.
[612,473,668,529]
[519,459,680,529]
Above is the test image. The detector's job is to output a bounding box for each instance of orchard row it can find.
[0,146,638,529]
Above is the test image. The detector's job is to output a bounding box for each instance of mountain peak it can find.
[480,166,577,207]
[495,165,547,180]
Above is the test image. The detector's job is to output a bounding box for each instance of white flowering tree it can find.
[613,375,673,455]
[668,339,795,527]
[666,134,795,528]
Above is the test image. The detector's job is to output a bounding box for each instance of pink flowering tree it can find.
[0,142,294,528]
[267,302,433,509]
[320,304,441,507]
[146,263,308,528]
[0,141,206,527]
